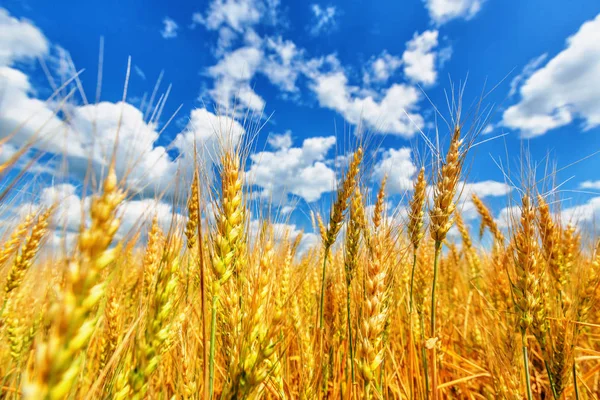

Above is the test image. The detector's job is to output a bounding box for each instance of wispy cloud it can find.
[309,4,337,36]
[161,17,179,39]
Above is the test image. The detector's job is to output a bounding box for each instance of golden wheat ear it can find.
[472,193,505,244]
[24,162,124,399]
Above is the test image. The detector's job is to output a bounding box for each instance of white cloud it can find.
[67,101,176,193]
[561,196,600,224]
[508,54,548,97]
[0,8,49,67]
[0,66,67,152]
[52,46,77,80]
[207,46,266,111]
[173,107,246,170]
[310,4,337,36]
[280,205,295,215]
[261,37,301,92]
[373,147,417,194]
[482,124,494,134]
[0,69,246,198]
[580,180,600,190]
[402,30,441,86]
[310,69,424,136]
[192,0,281,54]
[462,180,512,198]
[267,130,293,150]
[458,181,512,221]
[202,35,301,113]
[195,0,263,33]
[0,9,65,155]
[424,0,484,25]
[161,17,179,39]
[214,27,238,53]
[502,13,600,137]
[0,143,17,164]
[363,52,403,85]
[246,135,336,202]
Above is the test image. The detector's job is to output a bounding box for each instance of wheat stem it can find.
[409,252,418,314]
[522,333,533,400]
[545,360,559,399]
[430,240,441,400]
[318,246,330,329]
[420,313,430,398]
[573,362,580,400]
[346,283,355,384]
[208,288,218,399]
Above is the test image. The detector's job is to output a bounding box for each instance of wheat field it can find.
[0,86,599,400]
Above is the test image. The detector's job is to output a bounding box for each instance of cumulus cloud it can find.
[246,135,337,202]
[580,180,600,190]
[173,107,246,174]
[309,4,337,36]
[462,180,512,198]
[203,34,304,112]
[0,66,67,152]
[192,0,280,54]
[161,17,179,39]
[502,13,600,137]
[194,0,263,33]
[458,180,512,221]
[206,46,266,112]
[363,52,403,85]
[423,0,484,25]
[402,30,442,86]
[0,8,49,67]
[1,78,245,199]
[561,196,600,224]
[6,99,246,200]
[0,9,63,153]
[373,147,417,194]
[309,67,424,137]
[261,37,302,92]
[267,130,293,150]
[508,54,548,97]
[0,142,17,164]
[66,101,176,193]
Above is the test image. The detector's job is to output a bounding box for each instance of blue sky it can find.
[1,0,600,248]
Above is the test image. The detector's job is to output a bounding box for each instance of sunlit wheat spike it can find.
[472,193,505,244]
[0,211,36,269]
[408,167,427,250]
[4,207,52,297]
[430,126,462,243]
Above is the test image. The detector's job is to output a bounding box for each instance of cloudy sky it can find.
[1,0,600,248]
